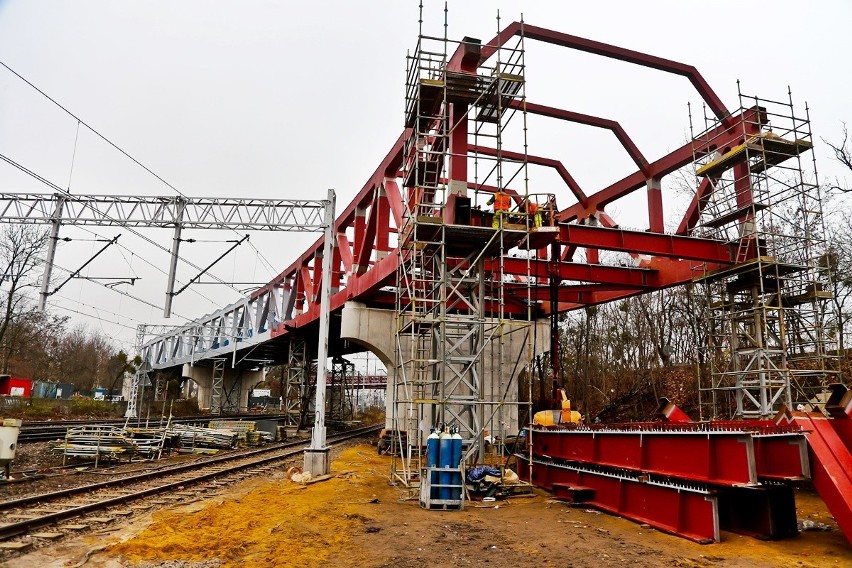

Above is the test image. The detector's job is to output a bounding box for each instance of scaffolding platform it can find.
[692,256,805,283]
[696,132,813,178]
[400,218,528,256]
[406,78,444,129]
[702,203,768,229]
[519,226,560,250]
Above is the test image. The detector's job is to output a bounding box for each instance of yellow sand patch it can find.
[109,445,384,568]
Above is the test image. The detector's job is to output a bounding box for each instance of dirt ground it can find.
[4,444,850,568]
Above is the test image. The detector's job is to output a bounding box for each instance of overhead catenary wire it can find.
[73,225,222,308]
[0,149,242,300]
[50,260,190,318]
[0,59,279,281]
[53,291,146,326]
[51,302,140,349]
[66,119,81,192]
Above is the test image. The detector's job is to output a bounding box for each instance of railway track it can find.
[17,413,292,443]
[0,424,381,547]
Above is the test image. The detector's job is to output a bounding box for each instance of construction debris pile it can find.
[208,420,274,446]
[50,426,140,464]
[48,419,277,463]
[168,424,239,454]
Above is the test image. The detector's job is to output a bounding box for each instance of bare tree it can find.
[824,124,852,192]
[106,350,142,396]
[0,225,49,373]
[823,219,852,358]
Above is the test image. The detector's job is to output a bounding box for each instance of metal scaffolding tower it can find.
[209,358,226,415]
[329,356,355,421]
[125,323,149,419]
[284,338,312,427]
[392,12,536,487]
[690,87,839,419]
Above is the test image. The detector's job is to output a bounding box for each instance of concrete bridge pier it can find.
[341,301,550,447]
[182,363,265,413]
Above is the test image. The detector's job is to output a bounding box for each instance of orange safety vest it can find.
[493,192,510,212]
[527,202,538,214]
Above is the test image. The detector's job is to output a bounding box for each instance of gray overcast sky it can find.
[1,0,850,351]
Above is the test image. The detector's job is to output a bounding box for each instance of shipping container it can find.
[0,375,33,398]
[56,383,75,399]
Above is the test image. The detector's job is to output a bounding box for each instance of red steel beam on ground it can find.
[790,412,852,544]
[518,455,718,543]
[560,224,734,263]
[752,433,810,481]
[531,427,757,486]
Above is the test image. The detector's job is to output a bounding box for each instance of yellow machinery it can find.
[533,390,582,426]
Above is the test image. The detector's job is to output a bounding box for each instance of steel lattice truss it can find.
[139,22,827,375]
[0,193,328,230]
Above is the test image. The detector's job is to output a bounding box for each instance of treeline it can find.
[526,288,703,422]
[1,224,133,393]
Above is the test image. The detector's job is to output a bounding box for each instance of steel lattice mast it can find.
[0,192,328,315]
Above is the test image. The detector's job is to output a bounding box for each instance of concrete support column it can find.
[181,363,264,412]
[340,301,550,445]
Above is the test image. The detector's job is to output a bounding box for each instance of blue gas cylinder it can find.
[426,429,439,498]
[450,428,463,500]
[438,429,452,500]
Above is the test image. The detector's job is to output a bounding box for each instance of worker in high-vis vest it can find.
[525,199,542,228]
[487,191,510,229]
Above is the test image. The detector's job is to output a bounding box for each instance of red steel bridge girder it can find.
[471,23,729,123]
[518,455,719,543]
[789,411,852,544]
[531,427,759,486]
[257,22,740,326]
[559,224,734,264]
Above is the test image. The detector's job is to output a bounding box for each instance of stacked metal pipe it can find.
[50,426,138,460]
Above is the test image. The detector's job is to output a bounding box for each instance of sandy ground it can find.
[3,444,850,568]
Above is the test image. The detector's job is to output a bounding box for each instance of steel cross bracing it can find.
[0,193,328,229]
[209,358,226,415]
[141,287,290,368]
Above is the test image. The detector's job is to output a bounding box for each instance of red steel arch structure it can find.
[143,21,748,371]
[254,22,741,336]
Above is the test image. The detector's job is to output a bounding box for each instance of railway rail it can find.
[0,424,381,546]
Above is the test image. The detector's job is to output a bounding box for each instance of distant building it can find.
[0,375,33,398]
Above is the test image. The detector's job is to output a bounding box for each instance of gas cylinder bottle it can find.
[438,428,452,500]
[450,427,463,500]
[426,428,440,498]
